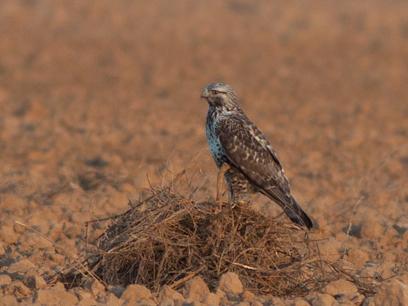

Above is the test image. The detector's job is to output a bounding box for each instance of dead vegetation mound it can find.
[61,185,346,297]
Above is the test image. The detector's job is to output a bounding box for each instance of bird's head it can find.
[201,82,239,110]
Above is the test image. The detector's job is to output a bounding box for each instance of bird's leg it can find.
[216,163,230,207]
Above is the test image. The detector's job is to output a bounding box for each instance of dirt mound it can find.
[61,186,346,297]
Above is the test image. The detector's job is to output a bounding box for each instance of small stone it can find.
[77,296,97,306]
[359,212,385,240]
[0,274,12,286]
[159,285,184,304]
[134,299,156,306]
[324,279,358,296]
[205,292,221,305]
[158,298,176,306]
[369,278,408,306]
[215,290,229,306]
[91,279,105,296]
[0,225,18,244]
[8,259,35,274]
[318,238,342,262]
[54,282,66,291]
[0,295,19,306]
[106,293,122,306]
[33,274,48,289]
[10,280,32,297]
[1,194,26,212]
[289,298,311,306]
[325,279,362,304]
[218,272,244,295]
[121,284,152,303]
[183,276,210,302]
[269,296,285,306]
[307,293,337,306]
[36,282,78,306]
[347,248,370,268]
[241,290,255,301]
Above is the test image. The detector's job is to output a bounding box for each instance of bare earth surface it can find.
[0,1,408,305]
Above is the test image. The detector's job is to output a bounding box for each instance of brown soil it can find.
[0,1,407,305]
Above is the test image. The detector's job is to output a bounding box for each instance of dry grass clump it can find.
[62,185,340,297]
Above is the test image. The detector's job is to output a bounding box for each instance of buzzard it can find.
[202,82,314,229]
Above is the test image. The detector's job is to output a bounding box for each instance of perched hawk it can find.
[202,82,314,229]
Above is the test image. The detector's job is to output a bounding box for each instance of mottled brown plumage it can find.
[202,82,314,229]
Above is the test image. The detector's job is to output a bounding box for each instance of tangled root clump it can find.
[65,185,340,297]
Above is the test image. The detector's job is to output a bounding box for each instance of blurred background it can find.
[0,0,407,253]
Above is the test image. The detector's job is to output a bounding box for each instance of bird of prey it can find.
[201,82,314,229]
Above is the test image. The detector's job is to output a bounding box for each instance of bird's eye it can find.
[211,90,218,95]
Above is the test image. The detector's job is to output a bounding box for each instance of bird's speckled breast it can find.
[206,108,225,168]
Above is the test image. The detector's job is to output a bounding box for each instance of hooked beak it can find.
[201,88,209,99]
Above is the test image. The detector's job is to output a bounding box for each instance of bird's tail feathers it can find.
[281,196,314,229]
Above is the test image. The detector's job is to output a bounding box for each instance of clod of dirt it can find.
[0,224,18,245]
[7,259,35,274]
[183,276,210,302]
[324,279,363,304]
[368,276,408,306]
[158,286,184,305]
[288,298,311,306]
[306,293,337,306]
[346,248,370,268]
[61,186,340,297]
[218,272,244,296]
[0,275,12,287]
[120,284,154,305]
[317,237,342,262]
[1,295,19,306]
[6,280,31,300]
[36,282,78,306]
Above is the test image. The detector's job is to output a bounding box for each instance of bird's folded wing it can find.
[216,116,291,201]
